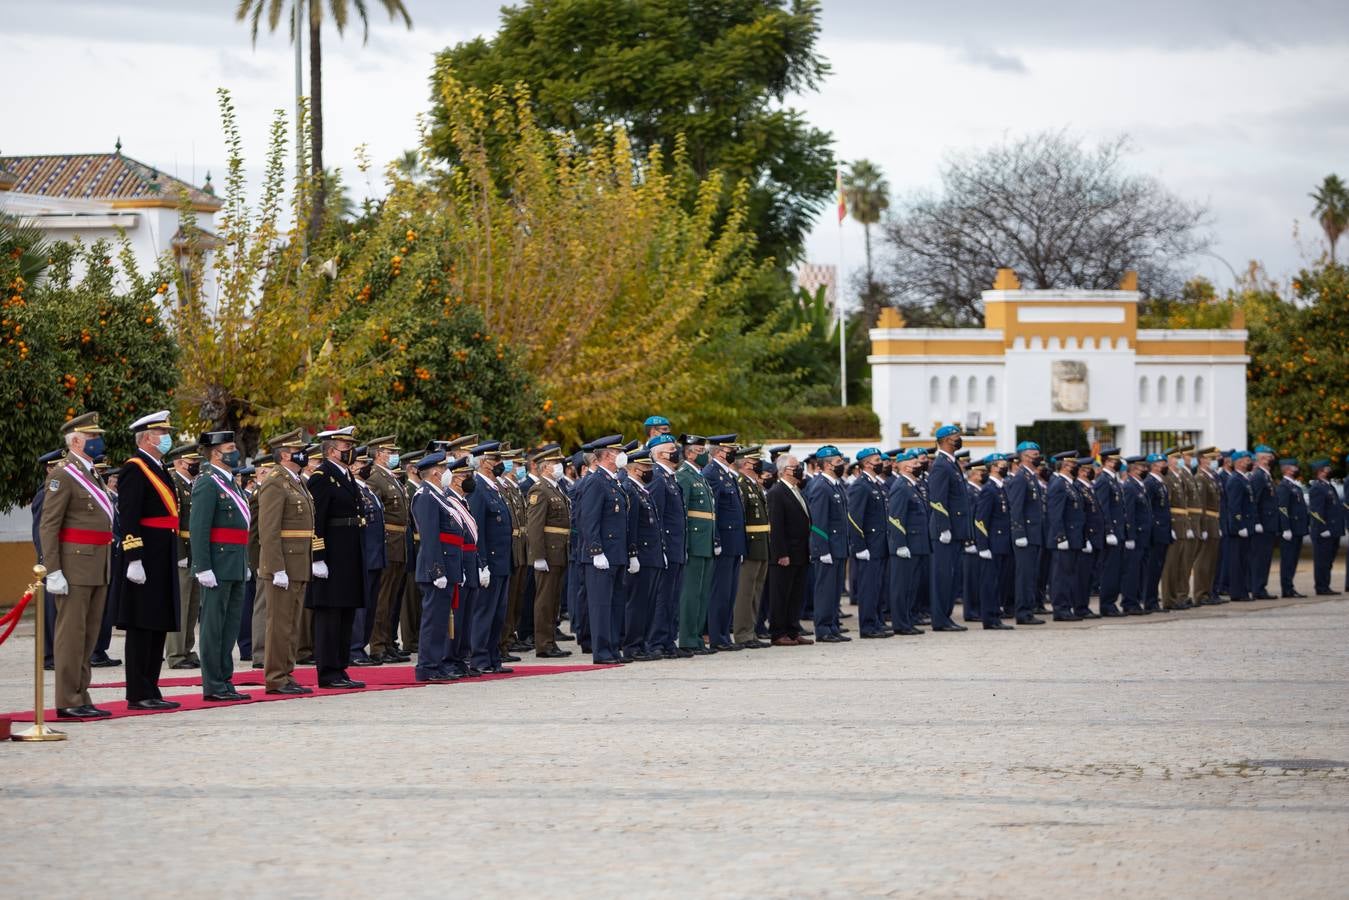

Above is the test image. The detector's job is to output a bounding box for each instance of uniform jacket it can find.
[651,464,687,565]
[1276,477,1309,537]
[189,462,252,582]
[846,473,888,557]
[703,459,746,558]
[1077,478,1102,552]
[247,487,262,571]
[623,477,666,568]
[806,474,849,560]
[1250,466,1279,532]
[1123,476,1152,547]
[257,467,315,582]
[1093,470,1125,542]
[1176,466,1200,536]
[676,461,719,558]
[306,459,367,610]
[37,455,114,586]
[1047,473,1085,550]
[737,472,770,562]
[973,478,1011,555]
[499,476,528,568]
[1197,468,1223,538]
[887,475,930,557]
[445,488,480,588]
[1222,472,1255,537]
[31,487,46,563]
[1309,479,1344,537]
[568,471,592,565]
[117,449,182,630]
[356,478,387,572]
[1006,465,1046,546]
[171,468,194,559]
[1146,473,1174,545]
[579,468,630,564]
[926,451,972,543]
[767,481,811,565]
[526,476,572,567]
[1163,469,1188,537]
[470,472,514,577]
[411,482,464,586]
[365,465,408,565]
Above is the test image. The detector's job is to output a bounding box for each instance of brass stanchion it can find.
[13,565,66,742]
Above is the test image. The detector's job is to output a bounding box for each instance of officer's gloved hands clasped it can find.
[714,546,723,557]
[177,556,189,569]
[479,567,491,587]
[1282,529,1293,541]
[1014,537,1028,548]
[1186,529,1195,540]
[533,558,549,572]
[1106,533,1118,546]
[897,547,911,559]
[433,575,448,589]
[1201,531,1208,540]
[819,553,833,566]
[963,543,977,555]
[1056,540,1070,551]
[1254,524,1264,534]
[592,553,610,571]
[855,549,871,561]
[938,530,952,544]
[1125,539,1136,550]
[1171,529,1177,541]
[45,570,69,595]
[1323,530,1333,538]
[978,549,992,560]
[627,556,640,574]
[1238,527,1249,538]
[312,561,329,579]
[272,570,289,589]
[127,560,147,585]
[196,569,218,589]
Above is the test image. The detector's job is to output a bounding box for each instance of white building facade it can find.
[869,270,1249,456]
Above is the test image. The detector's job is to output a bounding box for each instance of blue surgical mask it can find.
[156,434,173,454]
[388,453,401,469]
[503,460,515,474]
[83,436,105,458]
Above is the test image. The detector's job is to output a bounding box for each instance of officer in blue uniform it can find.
[1046,451,1086,621]
[621,450,665,660]
[806,445,850,642]
[973,453,1014,630]
[469,441,514,674]
[1307,459,1342,595]
[441,454,481,676]
[960,456,984,623]
[847,447,891,638]
[642,415,673,446]
[1144,453,1173,612]
[1073,457,1103,618]
[409,452,462,682]
[1275,458,1309,597]
[578,436,632,665]
[1120,455,1153,614]
[1223,451,1256,602]
[926,425,972,632]
[1093,449,1126,616]
[703,434,746,652]
[646,434,687,657]
[1006,441,1046,626]
[567,449,593,649]
[1248,445,1279,599]
[886,449,928,635]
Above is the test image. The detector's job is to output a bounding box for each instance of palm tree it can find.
[844,158,890,323]
[0,212,52,283]
[1310,174,1349,264]
[236,0,412,240]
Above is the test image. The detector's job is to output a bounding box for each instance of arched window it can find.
[1157,376,1168,413]
[1139,376,1149,406]
[967,376,978,409]
[929,375,939,405]
[986,376,997,406]
[948,375,960,411]
[1175,375,1186,406]
[1194,376,1205,407]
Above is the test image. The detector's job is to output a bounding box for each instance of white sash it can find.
[65,462,114,525]
[211,470,251,526]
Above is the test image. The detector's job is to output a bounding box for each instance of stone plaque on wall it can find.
[1051,360,1089,413]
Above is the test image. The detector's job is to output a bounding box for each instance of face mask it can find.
[83,436,105,458]
[357,463,373,480]
[1208,459,1219,471]
[831,463,845,478]
[763,474,778,489]
[503,460,515,474]
[1160,465,1169,475]
[221,449,241,468]
[953,437,964,451]
[1066,465,1079,478]
[440,470,454,490]
[460,475,476,495]
[791,466,805,481]
[615,452,629,468]
[491,462,505,477]
[388,453,400,469]
[338,447,355,465]
[156,433,173,454]
[516,468,529,482]
[882,464,893,477]
[694,450,709,467]
[291,450,307,468]
[550,463,564,480]
[995,466,1009,479]
[188,461,201,477]
[638,468,653,484]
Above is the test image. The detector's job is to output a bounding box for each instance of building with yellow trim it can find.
[868,269,1249,454]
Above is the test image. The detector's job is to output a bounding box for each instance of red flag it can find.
[837,167,847,224]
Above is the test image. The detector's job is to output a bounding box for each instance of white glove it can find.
[897,547,911,559]
[964,543,977,555]
[433,575,448,589]
[1201,532,1208,540]
[1282,529,1292,541]
[1185,529,1195,540]
[45,569,69,595]
[312,561,329,579]
[177,556,189,569]
[1255,524,1264,534]
[533,559,549,572]
[196,569,218,589]
[1084,540,1093,554]
[127,560,147,584]
[1106,533,1118,546]
[978,549,992,560]
[714,545,723,557]
[1238,528,1249,538]
[627,556,640,574]
[1322,530,1332,538]
[820,553,834,565]
[855,549,871,561]
[272,570,289,589]
[663,553,668,566]
[1014,536,1028,548]
[1124,540,1136,550]
[1171,529,1176,541]
[592,553,610,571]
[479,567,491,587]
[939,530,952,544]
[245,567,251,581]
[1057,540,1070,551]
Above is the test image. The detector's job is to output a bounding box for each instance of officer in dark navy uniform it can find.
[1223,451,1256,602]
[1093,449,1126,616]
[1120,455,1153,615]
[306,426,368,690]
[973,453,1014,630]
[1144,453,1173,612]
[847,447,891,638]
[926,425,972,632]
[409,452,463,683]
[1006,441,1046,625]
[1046,451,1086,621]
[703,434,745,652]
[1074,456,1103,618]
[886,449,928,636]
[1248,444,1279,599]
[646,434,687,658]
[806,445,850,642]
[620,450,665,661]
[1275,458,1309,598]
[1308,458,1343,595]
[578,436,631,665]
[468,441,514,674]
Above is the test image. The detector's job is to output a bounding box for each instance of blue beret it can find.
[1278,458,1298,467]
[1231,450,1250,461]
[643,415,671,428]
[1146,453,1166,463]
[855,447,881,462]
[815,445,842,460]
[647,434,676,449]
[1015,441,1040,452]
[1310,458,1331,469]
[935,425,961,440]
[1253,444,1275,454]
[416,451,447,470]
[981,453,1006,465]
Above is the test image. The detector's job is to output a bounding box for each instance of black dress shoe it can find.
[252,661,265,669]
[57,706,103,719]
[1254,591,1275,600]
[1052,614,1082,622]
[1100,608,1123,617]
[818,633,845,643]
[1282,590,1306,598]
[932,623,967,632]
[350,656,382,667]
[675,647,695,658]
[915,617,932,626]
[204,692,250,702]
[169,660,196,670]
[463,667,484,677]
[43,661,54,671]
[536,647,573,658]
[1316,589,1341,596]
[895,626,924,635]
[982,621,1015,630]
[860,631,892,639]
[89,654,122,667]
[319,678,365,690]
[501,653,522,663]
[592,658,623,666]
[1123,608,1146,616]
[1016,616,1046,625]
[1078,609,1101,619]
[737,639,769,649]
[556,630,576,642]
[127,698,180,710]
[713,643,742,652]
[265,683,313,695]
[86,705,112,717]
[508,640,533,652]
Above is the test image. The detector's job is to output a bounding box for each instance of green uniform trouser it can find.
[678,555,715,648]
[1193,535,1221,602]
[199,579,245,696]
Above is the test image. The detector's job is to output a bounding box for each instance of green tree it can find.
[844,158,889,325]
[236,0,412,239]
[1310,174,1348,264]
[429,0,835,274]
[0,212,53,284]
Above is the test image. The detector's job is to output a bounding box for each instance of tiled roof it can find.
[0,152,221,209]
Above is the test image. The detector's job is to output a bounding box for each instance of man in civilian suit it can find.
[766,454,813,645]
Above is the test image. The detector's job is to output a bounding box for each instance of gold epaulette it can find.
[887,515,907,534]
[311,537,325,552]
[122,535,144,551]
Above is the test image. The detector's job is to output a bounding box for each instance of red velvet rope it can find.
[0,590,34,647]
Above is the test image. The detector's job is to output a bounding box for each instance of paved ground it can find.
[2,561,1348,898]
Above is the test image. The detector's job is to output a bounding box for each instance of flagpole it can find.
[837,166,848,408]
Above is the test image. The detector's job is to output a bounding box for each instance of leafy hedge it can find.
[785,406,880,439]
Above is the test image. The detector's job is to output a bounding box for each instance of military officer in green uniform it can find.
[1175,445,1202,606]
[189,431,252,702]
[257,430,317,694]
[1193,447,1225,605]
[526,443,573,658]
[498,445,531,660]
[166,442,203,668]
[733,444,770,648]
[1160,446,1192,610]
[676,434,720,652]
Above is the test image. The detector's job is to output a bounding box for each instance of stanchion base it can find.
[12,723,67,742]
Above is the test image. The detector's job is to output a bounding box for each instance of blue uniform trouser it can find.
[648,562,683,653]
[1050,549,1078,617]
[1279,535,1304,595]
[707,554,740,647]
[622,566,660,656]
[928,542,961,628]
[855,555,885,634]
[812,559,844,637]
[1312,535,1338,593]
[1073,550,1095,615]
[199,579,245,696]
[415,582,452,678]
[1145,543,1168,609]
[586,564,624,662]
[1249,531,1275,595]
[569,561,590,648]
[961,551,979,621]
[1121,544,1148,611]
[236,576,254,657]
[450,585,475,673]
[887,553,920,631]
[1224,536,1250,600]
[350,568,382,656]
[471,574,509,670]
[979,553,1009,625]
[1097,541,1123,612]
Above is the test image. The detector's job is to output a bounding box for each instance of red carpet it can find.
[6,664,605,723]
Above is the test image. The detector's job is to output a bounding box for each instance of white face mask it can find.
[615,452,629,468]
[440,470,454,490]
[550,463,564,480]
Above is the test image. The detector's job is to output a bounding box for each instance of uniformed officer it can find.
[1144,453,1173,612]
[497,445,531,661]
[32,447,67,671]
[676,434,719,654]
[1092,448,1126,616]
[642,415,673,446]
[350,447,387,666]
[1046,451,1086,622]
[1121,455,1153,615]
[1007,441,1047,626]
[397,449,424,659]
[362,435,409,664]
[118,410,184,709]
[578,435,631,665]
[238,456,267,664]
[621,449,665,660]
[307,426,368,690]
[960,456,985,623]
[526,443,573,658]
[468,441,513,674]
[1223,451,1256,602]
[38,412,115,719]
[702,434,745,652]
[188,430,252,703]
[847,447,891,638]
[91,461,124,669]
[255,430,315,695]
[441,454,481,676]
[408,452,463,683]
[647,434,687,658]
[1275,458,1309,598]
[926,426,972,632]
[1159,446,1190,610]
[1248,445,1279,599]
[807,444,851,641]
[1192,447,1226,606]
[165,442,203,670]
[1176,445,1202,607]
[885,449,928,636]
[972,453,1014,630]
[732,445,770,648]
[1308,458,1343,596]
[1074,456,1102,619]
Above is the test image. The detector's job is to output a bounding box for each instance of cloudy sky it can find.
[3,0,1346,294]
